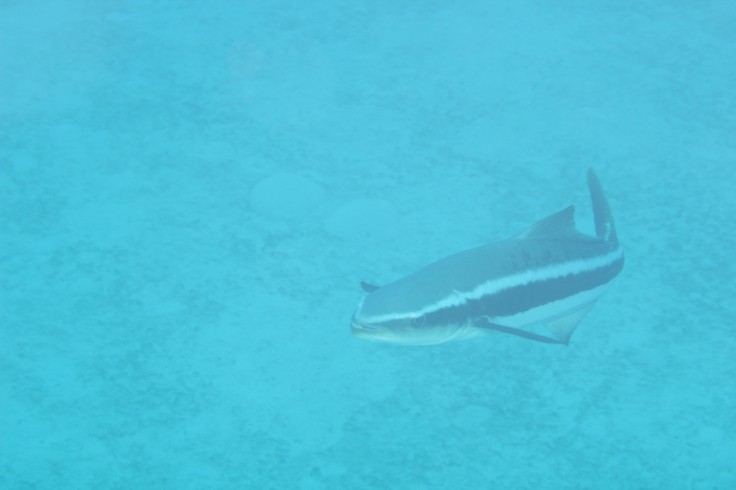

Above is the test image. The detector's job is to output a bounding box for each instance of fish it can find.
[351,169,623,345]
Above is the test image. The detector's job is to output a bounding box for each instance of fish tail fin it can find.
[587,168,619,246]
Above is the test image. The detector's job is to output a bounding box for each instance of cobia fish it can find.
[351,169,624,345]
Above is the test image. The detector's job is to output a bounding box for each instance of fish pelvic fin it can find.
[544,302,596,345]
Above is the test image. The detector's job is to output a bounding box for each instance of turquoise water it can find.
[2,1,735,488]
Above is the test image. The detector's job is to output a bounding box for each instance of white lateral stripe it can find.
[359,246,623,324]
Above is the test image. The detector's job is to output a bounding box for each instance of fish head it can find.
[351,311,428,345]
[350,295,479,345]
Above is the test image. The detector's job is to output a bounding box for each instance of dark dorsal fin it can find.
[518,205,576,239]
[360,281,380,293]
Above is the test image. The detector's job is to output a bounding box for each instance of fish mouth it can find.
[351,314,380,337]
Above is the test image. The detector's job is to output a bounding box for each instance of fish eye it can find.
[410,315,426,327]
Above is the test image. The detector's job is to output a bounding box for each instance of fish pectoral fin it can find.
[360,281,380,293]
[544,303,596,344]
[474,319,565,344]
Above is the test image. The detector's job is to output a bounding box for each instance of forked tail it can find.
[587,169,619,246]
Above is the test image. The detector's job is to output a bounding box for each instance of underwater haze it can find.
[2,1,735,488]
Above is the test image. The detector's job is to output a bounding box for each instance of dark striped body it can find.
[351,170,623,345]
